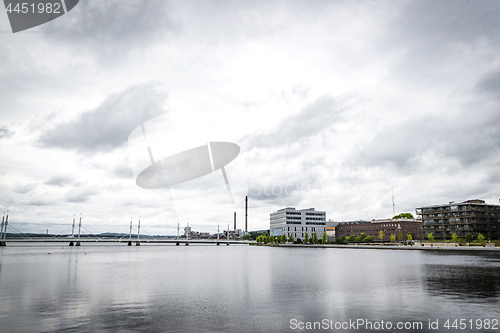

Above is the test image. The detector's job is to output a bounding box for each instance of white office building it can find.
[270,207,326,240]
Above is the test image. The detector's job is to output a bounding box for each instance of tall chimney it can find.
[245,196,248,233]
[234,212,236,231]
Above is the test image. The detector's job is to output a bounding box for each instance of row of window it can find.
[421,205,500,214]
[285,226,326,232]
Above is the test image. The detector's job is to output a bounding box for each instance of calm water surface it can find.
[0,243,499,332]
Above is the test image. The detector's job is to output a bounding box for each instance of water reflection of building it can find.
[416,199,500,241]
[422,252,500,299]
[270,207,326,240]
[335,219,423,241]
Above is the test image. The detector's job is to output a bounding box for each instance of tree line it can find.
[255,231,329,244]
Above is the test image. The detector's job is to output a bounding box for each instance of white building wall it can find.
[270,207,326,240]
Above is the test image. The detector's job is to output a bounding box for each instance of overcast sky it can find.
[1,0,500,235]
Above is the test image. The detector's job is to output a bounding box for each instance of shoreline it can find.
[257,243,500,251]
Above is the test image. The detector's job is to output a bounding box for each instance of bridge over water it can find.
[0,212,253,247]
[0,238,252,246]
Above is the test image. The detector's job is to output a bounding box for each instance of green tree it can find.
[398,233,403,242]
[407,233,413,242]
[378,230,384,243]
[359,233,367,241]
[390,234,396,242]
[347,235,356,242]
[465,233,474,242]
[322,231,328,244]
[393,213,414,219]
[451,233,458,243]
[304,233,309,243]
[427,232,434,242]
[282,234,287,243]
[241,233,252,240]
[312,232,318,244]
[365,236,374,242]
[289,233,294,243]
[478,233,485,242]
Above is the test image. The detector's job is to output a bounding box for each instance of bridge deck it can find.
[0,238,252,244]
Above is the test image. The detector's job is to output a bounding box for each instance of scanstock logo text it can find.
[3,0,79,33]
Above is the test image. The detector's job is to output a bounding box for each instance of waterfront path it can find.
[267,243,500,251]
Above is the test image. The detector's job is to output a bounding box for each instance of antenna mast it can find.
[392,188,395,218]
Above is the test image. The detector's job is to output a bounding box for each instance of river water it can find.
[0,243,499,332]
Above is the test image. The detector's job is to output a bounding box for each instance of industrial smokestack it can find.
[245,196,248,233]
[234,212,236,231]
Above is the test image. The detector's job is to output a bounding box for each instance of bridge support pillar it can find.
[136,242,140,246]
[0,241,6,246]
[69,241,74,246]
[226,242,230,245]
[176,242,179,246]
[217,242,220,246]
[185,242,189,246]
[127,241,132,246]
[76,242,81,246]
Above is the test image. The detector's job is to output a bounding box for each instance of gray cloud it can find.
[26,199,55,206]
[43,0,178,63]
[347,105,500,170]
[44,175,75,187]
[112,164,134,179]
[13,183,38,194]
[475,70,500,100]
[395,0,500,46]
[0,126,14,140]
[248,179,300,203]
[65,188,98,203]
[383,1,500,86]
[242,95,346,149]
[38,83,167,153]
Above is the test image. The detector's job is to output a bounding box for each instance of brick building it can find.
[336,218,423,242]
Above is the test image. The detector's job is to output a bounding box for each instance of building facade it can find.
[270,207,326,240]
[336,219,423,242]
[325,221,337,242]
[416,199,500,241]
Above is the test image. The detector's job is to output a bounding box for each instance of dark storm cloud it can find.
[38,83,167,153]
[43,0,178,61]
[242,96,346,149]
[0,126,14,140]
[43,175,74,187]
